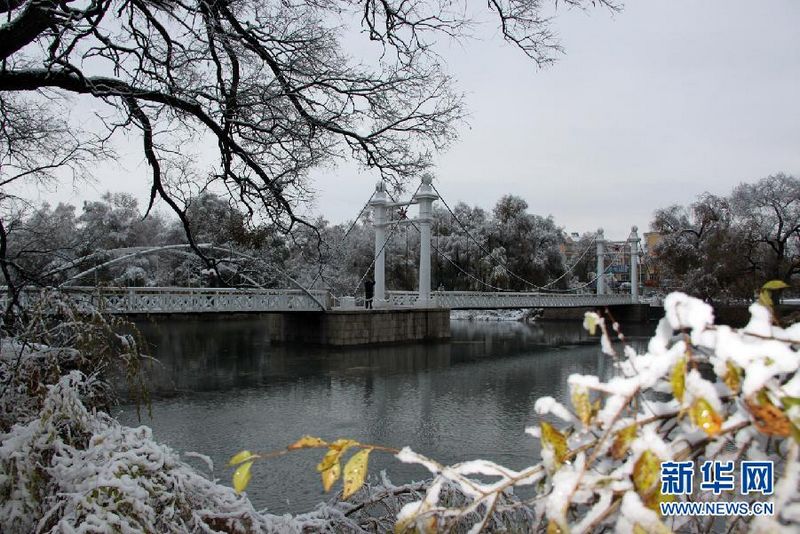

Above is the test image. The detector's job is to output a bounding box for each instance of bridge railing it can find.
[2,287,638,314]
[388,290,637,309]
[1,286,332,314]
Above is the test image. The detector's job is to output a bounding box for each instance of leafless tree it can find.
[731,173,800,282]
[0,0,618,304]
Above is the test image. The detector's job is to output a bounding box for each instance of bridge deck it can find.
[2,287,637,314]
[388,291,635,309]
[4,287,331,314]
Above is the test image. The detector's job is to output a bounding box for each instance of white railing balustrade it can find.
[1,286,331,314]
[388,291,636,309]
[1,287,639,314]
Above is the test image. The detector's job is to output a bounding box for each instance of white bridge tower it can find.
[369,175,438,308]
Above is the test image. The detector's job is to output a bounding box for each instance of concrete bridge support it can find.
[596,228,605,295]
[628,226,640,301]
[415,174,438,307]
[264,308,450,345]
[369,182,389,307]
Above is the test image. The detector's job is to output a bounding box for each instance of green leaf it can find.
[781,396,800,409]
[792,424,800,445]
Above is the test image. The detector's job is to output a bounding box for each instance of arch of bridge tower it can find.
[369,176,438,308]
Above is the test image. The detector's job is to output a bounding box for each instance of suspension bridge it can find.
[2,176,649,344]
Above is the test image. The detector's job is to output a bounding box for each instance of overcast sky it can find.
[21,0,800,241]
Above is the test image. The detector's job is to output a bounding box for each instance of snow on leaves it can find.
[384,296,800,532]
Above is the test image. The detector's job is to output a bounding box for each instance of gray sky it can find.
[20,0,800,241]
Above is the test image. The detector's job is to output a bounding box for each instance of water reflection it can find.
[117,317,653,514]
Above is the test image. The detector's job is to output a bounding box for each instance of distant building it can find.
[642,231,663,288]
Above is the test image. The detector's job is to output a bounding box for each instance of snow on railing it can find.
[388,291,637,309]
[1,286,332,313]
[1,287,641,313]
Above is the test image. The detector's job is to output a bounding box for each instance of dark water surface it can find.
[116,317,652,514]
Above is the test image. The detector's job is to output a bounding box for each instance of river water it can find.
[116,317,652,515]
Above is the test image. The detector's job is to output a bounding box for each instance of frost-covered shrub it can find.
[0,371,298,533]
[0,290,148,432]
[0,371,474,533]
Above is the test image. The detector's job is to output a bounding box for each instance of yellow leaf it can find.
[541,422,569,467]
[571,385,592,426]
[321,460,341,492]
[394,514,437,534]
[330,438,358,451]
[583,312,598,336]
[644,488,675,514]
[689,397,723,437]
[228,450,258,466]
[316,440,357,473]
[633,450,660,497]
[592,398,602,418]
[610,424,637,460]
[762,280,790,290]
[394,517,411,534]
[723,361,741,394]
[342,448,371,499]
[317,439,358,493]
[746,394,791,437]
[670,358,686,403]
[232,460,253,494]
[288,435,328,450]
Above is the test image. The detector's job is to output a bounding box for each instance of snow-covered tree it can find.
[650,174,799,300]
[731,173,800,283]
[489,195,566,290]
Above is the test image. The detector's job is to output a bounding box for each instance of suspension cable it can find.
[58,244,328,311]
[430,183,596,292]
[424,223,619,293]
[308,189,376,290]
[340,190,376,244]
[344,183,423,297]
[431,241,508,291]
[351,217,403,296]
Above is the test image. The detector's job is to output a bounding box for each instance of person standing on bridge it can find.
[364,277,375,309]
